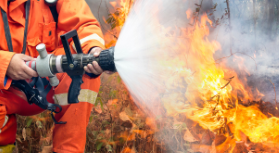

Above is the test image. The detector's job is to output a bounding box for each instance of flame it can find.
[103,0,279,151]
[161,12,279,151]
[233,105,279,143]
[104,0,134,48]
[109,0,134,29]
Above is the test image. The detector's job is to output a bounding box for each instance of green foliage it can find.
[109,89,118,99]
[26,117,33,128]
[117,75,122,83]
[96,142,103,151]
[89,116,93,123]
[95,97,105,111]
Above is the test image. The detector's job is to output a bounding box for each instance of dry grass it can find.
[14,73,165,153]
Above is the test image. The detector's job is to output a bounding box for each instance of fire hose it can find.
[11,30,116,124]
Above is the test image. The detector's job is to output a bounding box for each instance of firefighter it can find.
[0,0,108,152]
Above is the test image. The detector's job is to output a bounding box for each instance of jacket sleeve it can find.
[56,0,105,53]
[0,51,15,89]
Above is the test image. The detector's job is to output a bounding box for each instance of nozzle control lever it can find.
[26,30,117,104]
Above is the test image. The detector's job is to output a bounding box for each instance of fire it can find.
[163,12,279,151]
[232,105,279,143]
[102,0,279,152]
[104,0,134,48]
[107,0,134,30]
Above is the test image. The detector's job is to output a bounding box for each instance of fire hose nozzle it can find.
[33,44,116,77]
[99,47,116,72]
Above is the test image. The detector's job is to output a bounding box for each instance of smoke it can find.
[113,0,279,151]
[209,0,279,102]
[115,0,279,112]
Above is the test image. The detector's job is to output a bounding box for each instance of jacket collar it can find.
[0,0,27,13]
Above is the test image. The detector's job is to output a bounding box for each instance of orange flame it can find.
[103,0,279,151]
[161,12,279,151]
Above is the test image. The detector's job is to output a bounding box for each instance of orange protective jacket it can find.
[0,0,105,152]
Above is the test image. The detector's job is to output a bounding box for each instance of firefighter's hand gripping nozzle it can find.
[27,30,116,104]
[43,30,116,104]
[12,30,116,124]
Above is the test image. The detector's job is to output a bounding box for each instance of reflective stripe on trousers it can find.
[53,89,98,106]
[0,115,8,134]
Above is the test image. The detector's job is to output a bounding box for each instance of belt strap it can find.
[29,77,52,98]
[1,0,30,53]
[49,5,58,23]
[22,0,31,54]
[1,8,13,52]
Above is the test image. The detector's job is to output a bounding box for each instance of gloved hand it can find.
[7,54,38,80]
[84,47,114,75]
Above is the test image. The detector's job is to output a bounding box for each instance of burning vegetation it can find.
[162,12,279,152]
[14,0,279,153]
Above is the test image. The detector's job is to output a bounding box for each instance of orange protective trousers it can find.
[0,0,105,152]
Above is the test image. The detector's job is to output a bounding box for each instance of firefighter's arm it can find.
[0,50,38,89]
[0,51,15,89]
[0,51,38,89]
[56,0,105,53]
